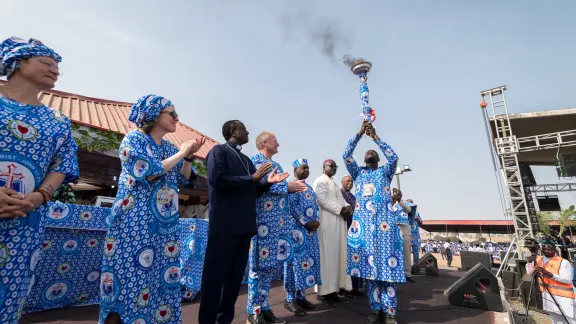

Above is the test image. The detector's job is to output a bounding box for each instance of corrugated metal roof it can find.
[0,80,219,159]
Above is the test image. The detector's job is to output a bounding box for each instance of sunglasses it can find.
[161,111,179,120]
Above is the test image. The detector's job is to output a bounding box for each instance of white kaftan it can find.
[313,174,352,295]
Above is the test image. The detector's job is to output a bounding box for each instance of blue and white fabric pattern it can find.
[342,134,405,285]
[284,180,321,302]
[247,153,289,314]
[128,95,173,128]
[292,158,307,168]
[0,94,79,323]
[99,130,194,324]
[0,37,61,78]
[407,201,422,264]
[179,218,208,302]
[366,279,397,315]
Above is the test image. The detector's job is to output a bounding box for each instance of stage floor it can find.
[21,269,496,324]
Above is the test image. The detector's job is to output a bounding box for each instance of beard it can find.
[365,156,378,164]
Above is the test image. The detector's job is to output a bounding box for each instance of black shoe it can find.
[246,314,266,324]
[284,301,306,316]
[331,293,349,304]
[406,276,416,283]
[366,310,384,324]
[262,309,286,324]
[317,295,338,307]
[351,289,365,297]
[340,290,356,299]
[297,298,317,311]
[385,314,397,324]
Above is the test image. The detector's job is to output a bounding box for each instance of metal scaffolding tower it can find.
[480,86,537,258]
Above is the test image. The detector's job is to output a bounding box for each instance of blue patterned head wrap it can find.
[0,37,62,78]
[128,94,173,128]
[542,237,557,247]
[292,158,308,168]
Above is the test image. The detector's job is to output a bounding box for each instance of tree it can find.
[558,205,576,239]
[537,210,554,237]
[537,205,576,240]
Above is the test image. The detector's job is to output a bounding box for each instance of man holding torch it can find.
[342,121,404,324]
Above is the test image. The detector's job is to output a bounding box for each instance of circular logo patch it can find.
[162,241,180,258]
[306,275,316,286]
[100,268,118,305]
[103,238,117,257]
[351,252,361,263]
[279,198,285,209]
[263,200,273,211]
[79,210,93,221]
[121,195,136,211]
[86,238,98,248]
[276,236,293,262]
[350,267,361,277]
[8,120,38,141]
[132,159,150,180]
[259,247,270,260]
[305,207,314,217]
[57,262,72,275]
[291,228,307,251]
[136,247,155,270]
[150,183,179,231]
[137,287,150,308]
[371,285,381,303]
[60,239,80,255]
[161,264,181,293]
[387,256,398,268]
[41,240,52,251]
[41,280,72,305]
[154,304,173,323]
[258,225,268,238]
[48,203,71,221]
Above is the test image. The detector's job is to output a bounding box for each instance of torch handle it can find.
[359,72,375,123]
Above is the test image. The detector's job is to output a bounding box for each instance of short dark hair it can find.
[222,120,240,140]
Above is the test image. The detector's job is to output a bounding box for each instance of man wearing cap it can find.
[529,239,576,324]
[342,121,404,324]
[282,158,321,316]
[313,159,353,306]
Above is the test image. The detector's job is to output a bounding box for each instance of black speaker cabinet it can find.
[557,153,576,177]
[459,251,491,272]
[537,195,561,212]
[444,263,504,312]
[501,270,519,298]
[520,274,543,311]
[519,163,536,186]
[411,252,438,276]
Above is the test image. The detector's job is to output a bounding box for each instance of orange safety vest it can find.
[536,256,575,299]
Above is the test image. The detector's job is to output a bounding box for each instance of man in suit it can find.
[198,120,289,324]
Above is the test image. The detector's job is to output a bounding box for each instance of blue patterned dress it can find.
[0,94,79,323]
[99,130,194,324]
[342,134,404,315]
[246,153,290,314]
[284,180,321,302]
[407,202,422,263]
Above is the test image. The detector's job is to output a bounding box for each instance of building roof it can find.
[488,108,576,165]
[0,80,219,159]
[420,220,515,234]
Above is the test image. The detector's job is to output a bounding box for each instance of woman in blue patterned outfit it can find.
[99,95,205,324]
[0,37,80,323]
[342,122,403,324]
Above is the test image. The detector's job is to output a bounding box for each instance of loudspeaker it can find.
[520,276,543,310]
[444,263,504,312]
[411,252,438,276]
[519,163,536,186]
[501,270,519,298]
[537,195,561,212]
[557,153,576,177]
[459,251,491,272]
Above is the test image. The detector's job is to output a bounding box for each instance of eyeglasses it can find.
[161,111,179,120]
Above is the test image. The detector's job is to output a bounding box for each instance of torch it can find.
[345,56,375,123]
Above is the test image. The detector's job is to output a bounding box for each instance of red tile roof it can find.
[0,81,219,159]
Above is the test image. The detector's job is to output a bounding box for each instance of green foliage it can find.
[537,205,576,239]
[71,123,124,152]
[192,161,207,177]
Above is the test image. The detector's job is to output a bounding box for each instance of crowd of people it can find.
[0,37,424,324]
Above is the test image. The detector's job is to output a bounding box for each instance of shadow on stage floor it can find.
[21,269,494,324]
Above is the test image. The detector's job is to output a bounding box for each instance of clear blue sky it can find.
[2,0,575,220]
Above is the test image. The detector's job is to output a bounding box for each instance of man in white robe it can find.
[313,159,353,306]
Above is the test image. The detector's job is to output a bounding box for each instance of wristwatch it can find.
[184,157,194,162]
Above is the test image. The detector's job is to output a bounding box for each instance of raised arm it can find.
[342,134,361,180]
[207,146,253,191]
[374,136,398,181]
[313,179,344,216]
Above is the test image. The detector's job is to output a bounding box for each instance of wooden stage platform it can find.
[21,268,496,324]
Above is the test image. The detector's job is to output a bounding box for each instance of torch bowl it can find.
[351,61,372,75]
